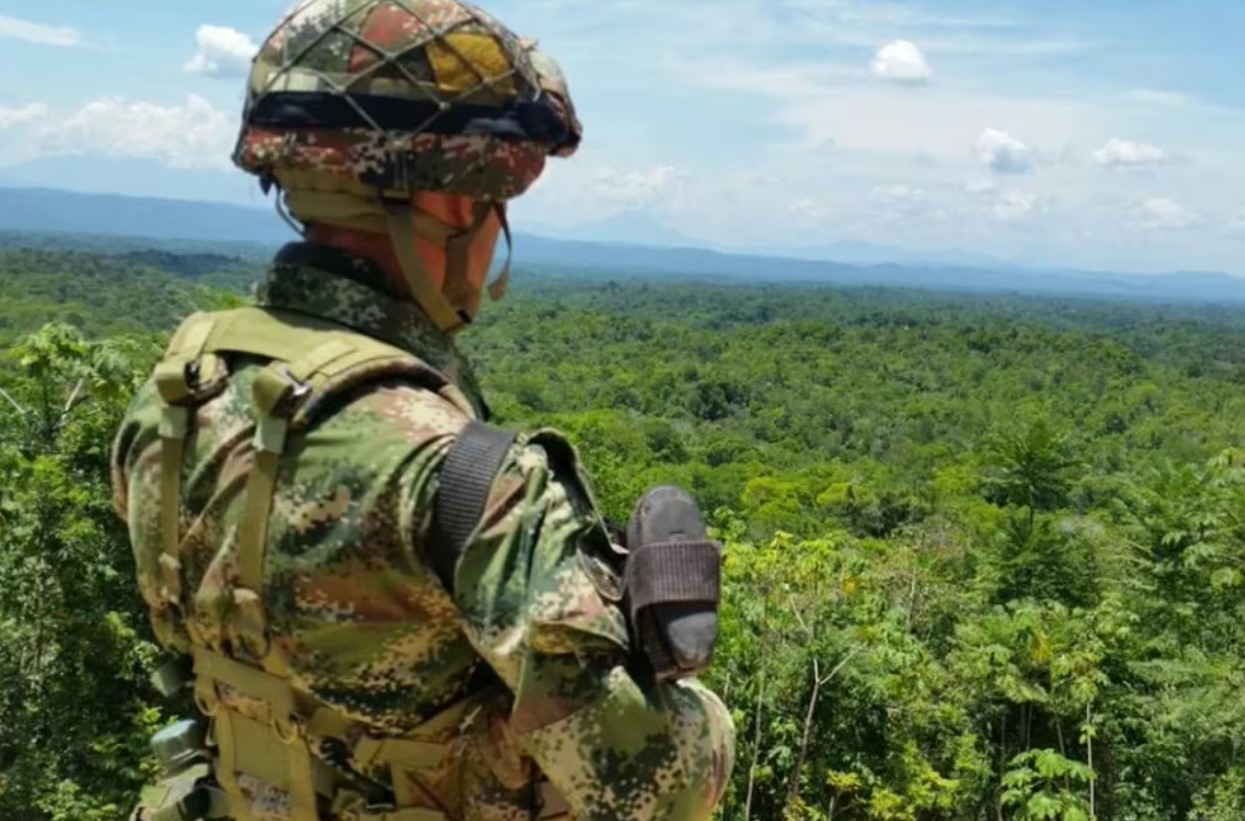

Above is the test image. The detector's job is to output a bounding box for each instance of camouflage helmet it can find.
[233,0,582,202]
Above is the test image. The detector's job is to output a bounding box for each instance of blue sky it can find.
[2,0,1245,273]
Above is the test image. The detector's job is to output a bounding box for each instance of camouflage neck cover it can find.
[284,185,509,333]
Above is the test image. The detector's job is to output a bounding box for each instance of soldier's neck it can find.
[307,223,409,293]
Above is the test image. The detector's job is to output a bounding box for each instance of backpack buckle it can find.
[253,364,312,419]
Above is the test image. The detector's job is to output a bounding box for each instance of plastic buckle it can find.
[254,364,310,421]
[150,657,193,699]
[275,365,312,402]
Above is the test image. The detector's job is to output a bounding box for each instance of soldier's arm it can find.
[425,432,735,821]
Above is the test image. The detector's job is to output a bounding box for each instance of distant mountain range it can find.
[2,185,1244,305]
[524,211,1018,270]
[0,186,292,245]
[0,157,261,204]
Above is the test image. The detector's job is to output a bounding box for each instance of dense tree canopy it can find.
[4,242,1245,820]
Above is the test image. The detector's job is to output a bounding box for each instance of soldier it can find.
[111,2,735,820]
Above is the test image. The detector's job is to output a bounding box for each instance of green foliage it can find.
[8,245,1245,819]
[1002,750,1095,821]
[985,418,1081,513]
[0,246,257,345]
[0,324,165,820]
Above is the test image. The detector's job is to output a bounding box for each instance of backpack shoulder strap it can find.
[150,306,463,662]
[150,312,226,650]
[209,307,460,666]
[431,420,518,591]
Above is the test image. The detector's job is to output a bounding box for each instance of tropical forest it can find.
[5,235,1245,821]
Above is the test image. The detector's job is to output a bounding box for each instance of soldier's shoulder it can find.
[517,428,603,512]
[322,378,474,445]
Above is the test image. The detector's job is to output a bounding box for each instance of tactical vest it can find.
[145,306,569,821]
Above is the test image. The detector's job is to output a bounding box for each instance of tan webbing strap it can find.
[355,808,447,821]
[195,647,298,719]
[307,696,470,812]
[212,708,247,818]
[487,203,513,303]
[155,313,216,403]
[193,307,429,389]
[193,648,319,821]
[385,204,466,333]
[442,202,495,314]
[285,731,319,821]
[236,339,348,599]
[332,790,447,821]
[157,405,190,609]
[193,662,246,814]
[539,782,572,820]
[412,210,460,244]
[197,310,429,632]
[352,738,449,774]
[307,699,465,772]
[237,443,283,606]
[154,315,218,616]
[237,336,388,603]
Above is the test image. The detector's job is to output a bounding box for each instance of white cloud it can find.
[36,95,235,169]
[789,197,825,228]
[869,183,934,226]
[0,103,50,129]
[870,40,932,85]
[975,128,1033,174]
[0,15,80,46]
[183,25,259,78]
[992,189,1037,222]
[1137,197,1197,230]
[591,165,687,209]
[1093,138,1169,171]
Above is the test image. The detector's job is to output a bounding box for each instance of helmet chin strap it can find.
[382,201,466,334]
[488,203,514,303]
[381,199,515,334]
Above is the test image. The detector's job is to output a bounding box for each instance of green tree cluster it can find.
[5,247,1245,819]
[0,325,164,819]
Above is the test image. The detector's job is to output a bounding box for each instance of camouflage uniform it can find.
[113,244,735,821]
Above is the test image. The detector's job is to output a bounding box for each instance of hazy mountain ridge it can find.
[2,186,1244,305]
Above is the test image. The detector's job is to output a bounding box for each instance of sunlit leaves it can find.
[0,323,162,820]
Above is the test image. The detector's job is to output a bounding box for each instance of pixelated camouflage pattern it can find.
[235,0,580,202]
[113,248,734,820]
[239,128,552,202]
[258,250,488,415]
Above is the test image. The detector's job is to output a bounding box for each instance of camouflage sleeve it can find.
[439,431,736,821]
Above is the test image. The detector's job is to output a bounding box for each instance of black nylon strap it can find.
[247,92,576,148]
[625,541,723,614]
[431,420,518,591]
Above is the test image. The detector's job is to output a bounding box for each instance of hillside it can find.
[0,244,259,344]
[7,237,1245,819]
